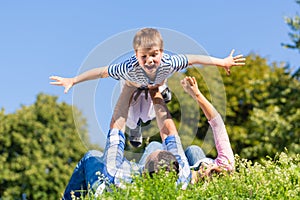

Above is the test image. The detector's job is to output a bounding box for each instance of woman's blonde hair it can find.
[133,28,163,51]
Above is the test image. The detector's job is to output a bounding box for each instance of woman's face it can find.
[191,163,223,184]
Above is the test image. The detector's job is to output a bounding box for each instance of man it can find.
[62,76,235,199]
[62,79,191,200]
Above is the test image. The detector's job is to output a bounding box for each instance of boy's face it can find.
[135,47,163,76]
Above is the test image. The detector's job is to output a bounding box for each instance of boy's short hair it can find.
[133,28,164,51]
[144,150,179,177]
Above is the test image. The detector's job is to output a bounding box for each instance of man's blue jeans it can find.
[63,141,163,199]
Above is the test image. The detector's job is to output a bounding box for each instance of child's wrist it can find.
[72,77,77,84]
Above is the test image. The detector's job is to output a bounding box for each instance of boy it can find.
[50,28,245,147]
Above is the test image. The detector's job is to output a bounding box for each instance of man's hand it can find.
[149,87,164,104]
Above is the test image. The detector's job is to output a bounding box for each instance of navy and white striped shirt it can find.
[108,53,189,86]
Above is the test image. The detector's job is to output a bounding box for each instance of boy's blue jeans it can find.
[63,142,206,199]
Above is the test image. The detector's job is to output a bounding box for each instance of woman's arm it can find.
[181,77,234,171]
[180,76,217,120]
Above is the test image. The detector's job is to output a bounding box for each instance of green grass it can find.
[70,151,300,200]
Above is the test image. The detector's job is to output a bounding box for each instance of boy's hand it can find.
[222,49,246,75]
[49,76,74,94]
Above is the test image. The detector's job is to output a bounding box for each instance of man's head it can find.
[133,28,164,76]
[144,150,179,177]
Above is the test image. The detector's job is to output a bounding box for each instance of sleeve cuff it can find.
[208,113,223,127]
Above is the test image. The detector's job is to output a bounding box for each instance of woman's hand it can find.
[180,76,201,99]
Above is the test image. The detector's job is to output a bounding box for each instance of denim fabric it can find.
[63,150,104,200]
[184,145,206,167]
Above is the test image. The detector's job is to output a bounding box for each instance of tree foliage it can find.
[0,94,89,199]
[282,0,300,79]
[282,0,300,52]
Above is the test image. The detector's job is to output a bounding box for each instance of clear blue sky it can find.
[1,0,299,149]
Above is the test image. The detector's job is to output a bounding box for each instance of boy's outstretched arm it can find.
[186,49,245,75]
[49,66,109,93]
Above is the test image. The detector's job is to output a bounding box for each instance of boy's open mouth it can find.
[144,65,156,71]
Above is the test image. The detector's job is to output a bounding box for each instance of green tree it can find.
[0,94,89,199]
[230,55,300,160]
[282,0,300,79]
[282,0,300,52]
